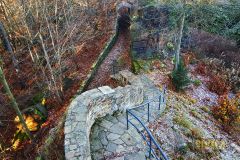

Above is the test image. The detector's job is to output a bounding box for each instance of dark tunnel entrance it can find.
[117,2,132,33]
[117,13,131,33]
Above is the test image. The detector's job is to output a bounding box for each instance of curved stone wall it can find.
[64,72,144,159]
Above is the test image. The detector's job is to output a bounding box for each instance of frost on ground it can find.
[145,66,240,160]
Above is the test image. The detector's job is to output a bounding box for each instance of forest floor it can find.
[0,20,133,160]
[0,18,116,160]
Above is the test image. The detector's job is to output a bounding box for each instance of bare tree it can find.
[0,21,19,72]
[0,0,118,102]
[175,11,185,70]
[0,60,32,140]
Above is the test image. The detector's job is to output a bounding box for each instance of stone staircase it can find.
[90,71,167,160]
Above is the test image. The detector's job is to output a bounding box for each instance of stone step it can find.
[110,150,148,160]
[124,151,146,160]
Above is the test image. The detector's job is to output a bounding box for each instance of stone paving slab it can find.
[90,112,145,160]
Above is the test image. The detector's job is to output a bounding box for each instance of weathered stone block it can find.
[98,86,115,95]
[69,145,78,151]
[65,125,72,134]
[107,133,121,141]
[106,142,118,152]
[65,151,75,159]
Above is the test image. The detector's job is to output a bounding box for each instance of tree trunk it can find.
[39,34,63,102]
[0,21,19,72]
[0,65,32,140]
[175,12,185,70]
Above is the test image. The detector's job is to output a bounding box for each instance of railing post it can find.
[163,85,167,103]
[158,95,161,110]
[147,103,150,122]
[149,138,152,158]
[126,110,129,130]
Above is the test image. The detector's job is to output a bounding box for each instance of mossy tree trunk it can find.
[175,12,185,70]
[0,65,32,140]
[174,0,186,70]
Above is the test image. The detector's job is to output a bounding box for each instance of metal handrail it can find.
[126,86,168,160]
[127,110,168,160]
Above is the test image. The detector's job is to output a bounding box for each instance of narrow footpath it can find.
[87,31,132,90]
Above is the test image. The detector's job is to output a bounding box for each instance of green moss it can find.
[166,42,174,50]
[35,157,42,160]
[189,98,197,104]
[32,92,45,105]
[132,60,141,73]
[173,114,193,129]
[201,106,210,113]
[190,110,201,119]
[193,79,202,86]
[132,60,152,74]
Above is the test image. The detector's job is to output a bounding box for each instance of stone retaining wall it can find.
[76,30,119,94]
[64,72,144,159]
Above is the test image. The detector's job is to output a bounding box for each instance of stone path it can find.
[90,113,145,160]
[87,31,131,90]
[90,74,167,160]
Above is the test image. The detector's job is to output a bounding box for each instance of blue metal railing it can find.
[126,86,168,160]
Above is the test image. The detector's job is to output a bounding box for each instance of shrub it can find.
[195,62,207,75]
[173,114,193,129]
[182,52,196,66]
[190,110,201,119]
[207,74,229,95]
[193,79,201,86]
[201,106,210,113]
[172,60,191,91]
[152,60,163,70]
[212,95,240,127]
[132,60,151,74]
[166,42,174,50]
[191,128,204,139]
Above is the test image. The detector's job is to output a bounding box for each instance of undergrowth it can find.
[212,95,240,128]
[195,62,207,75]
[207,74,229,95]
[172,60,191,91]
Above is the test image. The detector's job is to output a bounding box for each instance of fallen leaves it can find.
[15,115,39,132]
